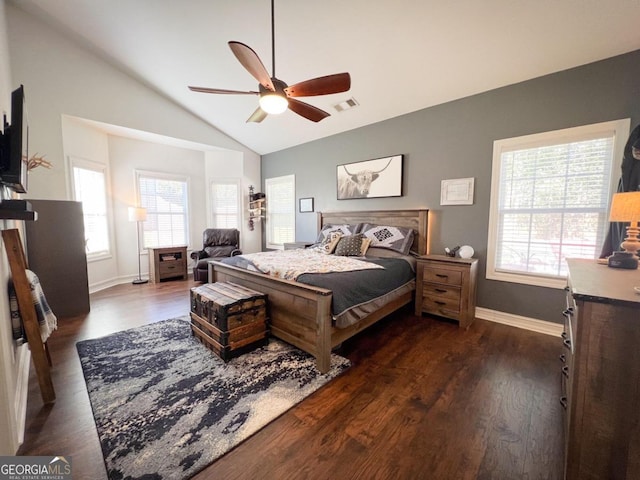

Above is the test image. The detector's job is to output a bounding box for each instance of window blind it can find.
[496,135,613,278]
[265,175,295,248]
[138,174,189,248]
[211,182,239,229]
[73,166,110,255]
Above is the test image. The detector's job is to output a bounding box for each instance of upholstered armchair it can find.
[190,228,242,282]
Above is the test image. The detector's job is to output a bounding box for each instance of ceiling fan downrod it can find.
[270,0,276,79]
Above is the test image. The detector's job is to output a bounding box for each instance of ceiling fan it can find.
[188,0,351,123]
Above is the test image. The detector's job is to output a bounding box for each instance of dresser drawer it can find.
[422,266,462,286]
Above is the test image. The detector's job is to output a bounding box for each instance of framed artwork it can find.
[299,197,314,213]
[440,177,475,205]
[337,155,403,200]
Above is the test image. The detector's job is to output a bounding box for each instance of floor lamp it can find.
[128,206,149,284]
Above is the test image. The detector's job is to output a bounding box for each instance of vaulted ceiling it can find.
[12,0,640,154]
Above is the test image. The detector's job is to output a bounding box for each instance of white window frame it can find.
[69,156,112,261]
[135,170,190,249]
[487,119,630,289]
[210,178,241,229]
[265,174,295,250]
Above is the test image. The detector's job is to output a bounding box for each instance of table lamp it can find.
[607,191,640,269]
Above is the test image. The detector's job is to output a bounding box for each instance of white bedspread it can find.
[239,249,383,281]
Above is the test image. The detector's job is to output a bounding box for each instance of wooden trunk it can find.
[189,282,268,361]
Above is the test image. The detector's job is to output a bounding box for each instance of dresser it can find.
[563,259,640,480]
[25,199,90,317]
[415,254,478,328]
[148,246,188,283]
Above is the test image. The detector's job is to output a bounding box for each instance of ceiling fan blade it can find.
[246,107,268,123]
[188,86,258,95]
[228,41,275,91]
[287,98,330,122]
[285,73,351,97]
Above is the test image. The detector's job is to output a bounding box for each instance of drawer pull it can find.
[561,331,567,340]
[562,365,569,378]
[434,300,446,306]
[560,396,568,409]
[435,274,448,279]
[563,339,572,350]
[559,354,566,363]
[434,288,447,293]
[562,308,574,316]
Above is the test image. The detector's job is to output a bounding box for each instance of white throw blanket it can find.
[9,269,58,344]
[239,249,384,281]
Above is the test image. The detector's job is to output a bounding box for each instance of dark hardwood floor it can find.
[18,279,564,479]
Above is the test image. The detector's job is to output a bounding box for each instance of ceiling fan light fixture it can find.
[259,93,288,114]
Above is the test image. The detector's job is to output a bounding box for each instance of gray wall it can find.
[262,49,640,324]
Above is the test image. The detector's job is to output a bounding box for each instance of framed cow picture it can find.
[336,155,403,200]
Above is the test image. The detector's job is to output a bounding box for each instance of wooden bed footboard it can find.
[209,261,336,372]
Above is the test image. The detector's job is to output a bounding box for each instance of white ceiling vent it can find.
[334,98,359,112]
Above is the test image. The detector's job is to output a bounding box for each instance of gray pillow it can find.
[314,224,360,244]
[359,224,415,255]
[334,234,365,256]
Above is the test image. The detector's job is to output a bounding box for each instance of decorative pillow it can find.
[316,231,343,254]
[359,224,415,255]
[360,237,372,256]
[334,234,365,256]
[315,224,360,244]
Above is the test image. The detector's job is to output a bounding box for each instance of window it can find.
[71,158,110,258]
[265,174,295,249]
[487,119,629,288]
[211,179,240,229]
[137,171,189,248]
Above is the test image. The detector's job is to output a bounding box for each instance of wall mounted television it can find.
[0,85,28,193]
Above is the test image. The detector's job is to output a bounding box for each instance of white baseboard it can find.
[14,344,30,448]
[476,307,563,337]
[89,272,193,294]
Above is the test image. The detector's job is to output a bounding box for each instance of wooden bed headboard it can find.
[317,209,429,256]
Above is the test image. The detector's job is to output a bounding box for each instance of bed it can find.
[208,209,429,372]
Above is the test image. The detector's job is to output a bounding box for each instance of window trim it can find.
[265,174,295,250]
[486,118,630,289]
[135,169,191,250]
[69,156,113,262]
[210,177,241,230]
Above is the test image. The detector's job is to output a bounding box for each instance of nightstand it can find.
[415,254,478,328]
[148,246,188,283]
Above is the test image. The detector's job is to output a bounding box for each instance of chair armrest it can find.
[190,250,207,261]
[231,249,242,257]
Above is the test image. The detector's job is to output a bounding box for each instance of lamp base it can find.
[607,251,639,269]
[132,278,149,285]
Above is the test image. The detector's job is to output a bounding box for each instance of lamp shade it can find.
[128,206,147,222]
[609,192,640,222]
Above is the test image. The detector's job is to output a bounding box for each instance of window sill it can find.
[486,269,567,289]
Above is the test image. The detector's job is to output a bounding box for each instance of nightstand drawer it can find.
[159,261,185,276]
[422,296,461,317]
[423,267,462,286]
[423,283,461,302]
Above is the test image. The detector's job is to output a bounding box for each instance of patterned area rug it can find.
[76,318,350,480]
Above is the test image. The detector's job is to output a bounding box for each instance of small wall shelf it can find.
[0,210,37,221]
[248,197,265,231]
